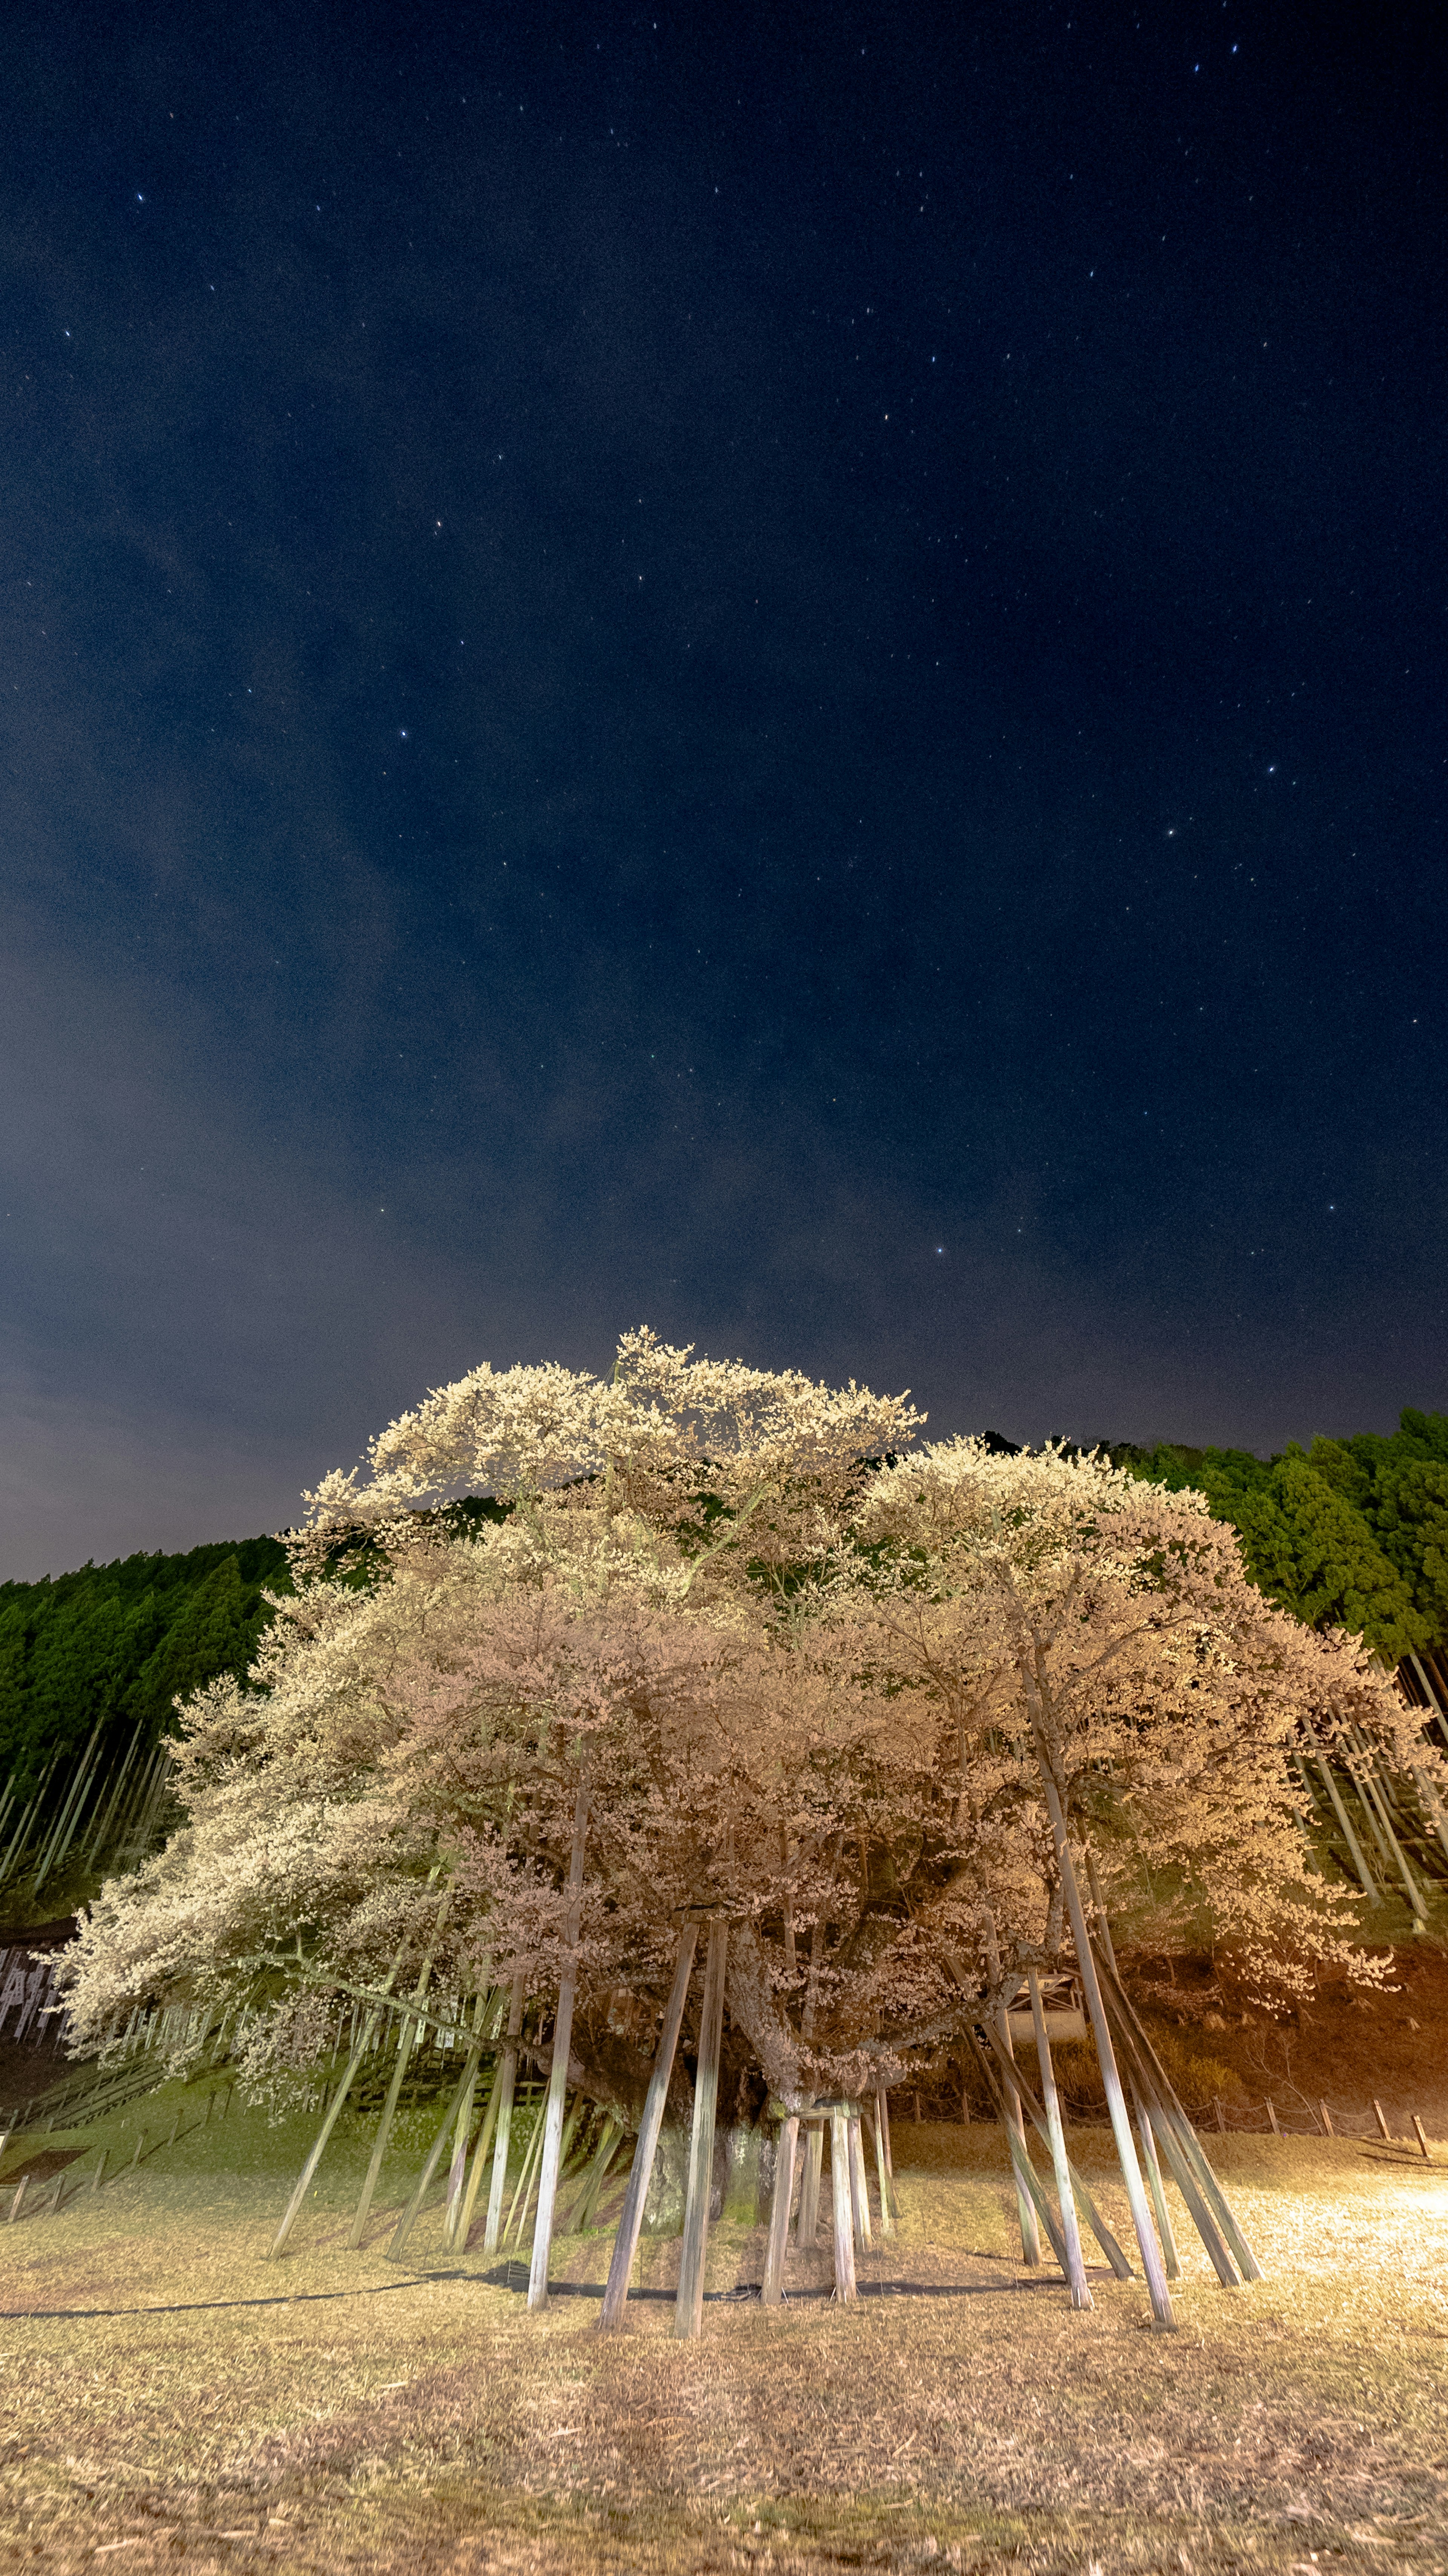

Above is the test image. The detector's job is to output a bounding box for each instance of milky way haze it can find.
[1,2,1443,1577]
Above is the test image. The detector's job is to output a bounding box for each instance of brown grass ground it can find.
[1,2090,1446,2576]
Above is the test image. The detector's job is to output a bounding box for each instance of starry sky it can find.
[1,1,1443,1578]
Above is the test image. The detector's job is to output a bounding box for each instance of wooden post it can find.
[1266,2097,1280,2135]
[349,1891,449,2250]
[567,2113,623,2235]
[962,2017,1075,2278]
[1034,1772,1175,2327]
[1028,1969,1092,2311]
[7,2175,28,2224]
[1316,1755,1381,1902]
[1373,2098,1391,2142]
[867,2100,894,2236]
[972,2011,1134,2278]
[847,2112,871,2250]
[452,2050,508,2252]
[91,2148,107,2194]
[390,2033,489,2258]
[598,1923,699,2332]
[761,2115,798,2305]
[1318,2099,1334,2138]
[529,1781,591,2312]
[796,2122,824,2247]
[982,1915,1039,2265]
[829,2110,857,2301]
[675,1917,728,2339]
[1413,2114,1432,2162]
[1091,1938,1262,2285]
[503,2097,548,2243]
[1213,2097,1226,2134]
[269,2005,384,2258]
[443,1995,490,2247]
[1131,2077,1179,2278]
[483,1973,526,2252]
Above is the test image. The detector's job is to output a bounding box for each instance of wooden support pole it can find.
[442,1994,491,2248]
[390,2033,488,2259]
[453,2051,508,2252]
[1318,2099,1334,2138]
[1316,1755,1381,1903]
[1373,2098,1390,2142]
[1035,1776,1174,2327]
[483,1973,526,2253]
[1413,2114,1432,2162]
[961,2019,1074,2278]
[7,2175,28,2223]
[796,2121,824,2247]
[974,1986,1134,2279]
[829,2110,857,2301]
[867,2099,894,2236]
[1091,1938,1263,2284]
[1345,1755,1428,1924]
[1131,2076,1180,2279]
[529,1781,591,2313]
[1028,1968,1092,2310]
[982,1916,1039,2265]
[598,1923,699,2331]
[675,1917,728,2339]
[1266,2097,1280,2135]
[568,2113,623,2235]
[91,2148,107,2194]
[847,2110,871,2250]
[503,2096,548,2243]
[348,1892,449,2250]
[761,2115,798,2306]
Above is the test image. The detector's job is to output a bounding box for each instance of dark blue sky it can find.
[2,0,1443,1577]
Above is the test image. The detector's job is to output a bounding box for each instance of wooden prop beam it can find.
[983,1914,1039,2264]
[483,1973,526,2252]
[452,2043,508,2251]
[960,2020,1073,2278]
[566,2113,624,2234]
[675,1917,728,2338]
[866,2100,894,2237]
[1130,2075,1180,2278]
[348,1890,449,2250]
[1034,1768,1175,2327]
[974,2008,1134,2278]
[390,2031,488,2258]
[529,1781,592,2312]
[1089,1940,1262,2284]
[847,2112,871,2250]
[598,1921,699,2332]
[761,2115,798,2304]
[796,2122,824,2247]
[1028,1968,1092,2310]
[829,2109,857,2301]
[442,1992,497,2246]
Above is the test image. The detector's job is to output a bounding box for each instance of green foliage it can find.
[1112,1411,1448,1660]
[0,1536,289,1791]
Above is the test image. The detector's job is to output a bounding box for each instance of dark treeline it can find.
[0,1537,290,1794]
[1109,1407,1448,1665]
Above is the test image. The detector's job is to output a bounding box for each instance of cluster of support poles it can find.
[264,1772,1262,2340]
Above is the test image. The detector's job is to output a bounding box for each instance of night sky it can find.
[2,3,1444,1578]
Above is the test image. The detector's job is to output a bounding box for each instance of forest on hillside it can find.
[0,1537,290,1792]
[1109,1407,1448,1667]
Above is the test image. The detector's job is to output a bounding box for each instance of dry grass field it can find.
[1,2088,1446,2576]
